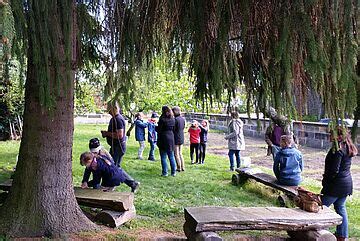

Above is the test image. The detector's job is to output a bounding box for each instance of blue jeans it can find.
[228,149,240,170]
[110,142,126,167]
[321,195,348,238]
[159,149,176,176]
[148,140,156,160]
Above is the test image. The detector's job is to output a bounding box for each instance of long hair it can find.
[161,105,174,118]
[331,127,358,157]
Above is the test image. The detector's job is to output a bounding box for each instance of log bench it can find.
[183,206,342,241]
[232,167,298,206]
[0,179,135,228]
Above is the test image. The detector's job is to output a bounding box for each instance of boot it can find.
[122,170,139,192]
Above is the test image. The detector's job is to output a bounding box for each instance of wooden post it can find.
[184,221,222,241]
[287,230,336,241]
[95,205,136,228]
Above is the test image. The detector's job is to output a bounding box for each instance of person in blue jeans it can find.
[224,111,245,171]
[134,112,147,160]
[156,106,176,177]
[272,135,303,186]
[147,112,158,161]
[321,127,358,241]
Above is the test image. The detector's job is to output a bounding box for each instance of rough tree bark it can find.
[0,0,97,237]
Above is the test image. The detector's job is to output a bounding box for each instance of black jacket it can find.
[174,115,186,145]
[321,147,353,197]
[156,116,175,151]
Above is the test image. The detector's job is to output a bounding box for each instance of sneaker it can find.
[181,168,185,171]
[161,174,168,177]
[171,173,176,177]
[148,157,155,161]
[137,156,143,160]
[131,182,140,193]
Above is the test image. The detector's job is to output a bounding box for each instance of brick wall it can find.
[185,112,360,150]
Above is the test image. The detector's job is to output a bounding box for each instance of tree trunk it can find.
[0,0,96,237]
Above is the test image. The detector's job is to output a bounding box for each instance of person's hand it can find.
[101,130,106,138]
[81,182,88,189]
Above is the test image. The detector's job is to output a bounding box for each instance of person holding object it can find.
[101,101,127,167]
[224,111,245,171]
[321,127,358,241]
[272,135,303,186]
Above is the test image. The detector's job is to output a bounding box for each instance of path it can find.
[203,131,360,191]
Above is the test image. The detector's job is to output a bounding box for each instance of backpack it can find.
[294,187,323,213]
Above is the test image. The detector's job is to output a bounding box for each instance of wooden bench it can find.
[0,179,135,228]
[183,206,342,241]
[232,167,298,205]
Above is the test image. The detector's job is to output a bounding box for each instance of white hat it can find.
[90,145,102,153]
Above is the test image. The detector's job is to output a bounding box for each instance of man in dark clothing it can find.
[101,101,127,167]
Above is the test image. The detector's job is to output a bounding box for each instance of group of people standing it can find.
[78,101,356,240]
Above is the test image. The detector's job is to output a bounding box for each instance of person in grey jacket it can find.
[224,111,245,171]
[272,135,303,186]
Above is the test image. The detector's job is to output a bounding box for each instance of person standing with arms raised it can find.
[101,101,127,167]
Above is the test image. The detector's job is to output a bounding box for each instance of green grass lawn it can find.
[1,123,360,239]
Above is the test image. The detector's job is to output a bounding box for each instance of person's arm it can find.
[138,120,148,128]
[298,151,304,171]
[101,116,125,139]
[327,151,343,179]
[264,126,273,146]
[81,168,91,188]
[224,121,235,140]
[273,153,280,178]
[271,145,281,157]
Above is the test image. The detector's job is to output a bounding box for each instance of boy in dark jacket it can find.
[147,112,158,161]
[80,152,140,192]
[272,135,303,186]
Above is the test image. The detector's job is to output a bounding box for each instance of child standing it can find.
[134,112,147,160]
[188,120,201,164]
[147,112,158,161]
[199,120,209,164]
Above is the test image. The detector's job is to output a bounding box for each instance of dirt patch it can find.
[205,132,360,191]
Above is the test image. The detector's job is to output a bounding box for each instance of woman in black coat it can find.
[321,127,358,241]
[156,106,176,176]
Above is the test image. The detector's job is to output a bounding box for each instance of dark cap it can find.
[151,112,159,118]
[89,138,102,152]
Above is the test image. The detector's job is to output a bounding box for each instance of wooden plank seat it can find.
[233,168,298,205]
[0,180,135,227]
[183,206,342,241]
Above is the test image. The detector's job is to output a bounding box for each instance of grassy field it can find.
[0,123,360,239]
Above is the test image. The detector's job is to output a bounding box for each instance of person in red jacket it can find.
[188,120,201,164]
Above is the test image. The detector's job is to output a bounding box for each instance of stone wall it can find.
[185,112,360,150]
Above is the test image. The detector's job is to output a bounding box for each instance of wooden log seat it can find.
[233,167,299,206]
[183,206,342,241]
[0,180,136,227]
